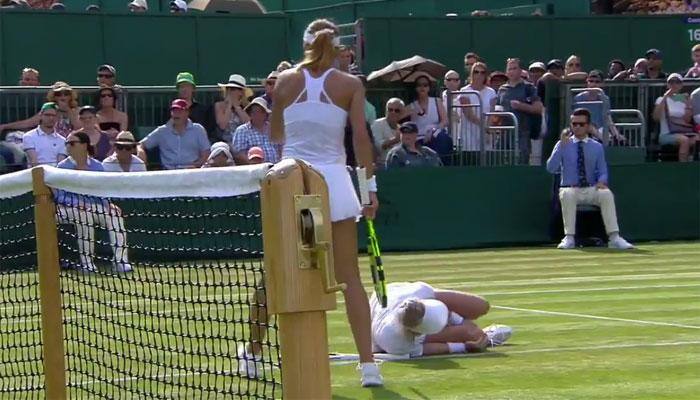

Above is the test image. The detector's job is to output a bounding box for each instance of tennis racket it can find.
[356,167,388,308]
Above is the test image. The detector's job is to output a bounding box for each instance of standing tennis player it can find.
[270,19,382,387]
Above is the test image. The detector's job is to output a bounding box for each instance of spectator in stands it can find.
[460,62,497,155]
[0,82,81,137]
[201,142,235,168]
[137,99,210,169]
[527,62,546,84]
[102,131,146,172]
[215,74,252,145]
[614,58,648,81]
[276,61,293,72]
[371,98,404,165]
[128,0,147,12]
[169,0,186,13]
[487,71,507,91]
[572,70,624,145]
[654,74,696,162]
[96,86,128,138]
[19,67,40,86]
[0,137,28,174]
[57,130,132,273]
[338,46,355,73]
[685,44,700,78]
[497,58,543,163]
[21,102,66,166]
[247,146,265,164]
[74,106,112,161]
[232,97,280,164]
[86,4,100,12]
[97,65,117,88]
[385,122,442,169]
[642,49,667,80]
[407,74,447,145]
[464,52,480,76]
[175,72,213,136]
[259,71,278,108]
[546,108,634,250]
[607,59,625,80]
[50,2,65,10]
[564,55,587,81]
[442,70,461,106]
[355,74,377,124]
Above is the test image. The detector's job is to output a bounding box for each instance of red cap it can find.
[170,98,189,111]
[247,146,264,160]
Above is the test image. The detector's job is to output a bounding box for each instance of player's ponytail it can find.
[299,19,340,71]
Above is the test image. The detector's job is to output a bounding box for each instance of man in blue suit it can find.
[546,108,634,250]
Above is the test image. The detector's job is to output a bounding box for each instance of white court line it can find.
[494,305,700,330]
[329,340,700,366]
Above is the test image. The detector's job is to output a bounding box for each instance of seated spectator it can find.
[0,139,27,174]
[371,98,404,165]
[685,44,700,78]
[57,131,132,273]
[170,0,186,13]
[464,52,480,77]
[607,59,625,80]
[137,99,210,169]
[460,62,497,153]
[496,58,543,163]
[97,64,117,88]
[231,97,280,164]
[102,131,146,172]
[128,0,147,12]
[175,72,213,136]
[215,74,252,145]
[96,86,128,143]
[202,142,235,168]
[564,55,587,81]
[21,102,66,166]
[527,62,546,84]
[248,146,265,164]
[407,74,447,145]
[546,108,634,250]
[654,74,696,162]
[487,71,507,91]
[338,45,355,73]
[614,58,648,81]
[276,61,293,72]
[385,122,442,169]
[19,67,40,86]
[74,106,112,161]
[572,70,625,145]
[0,82,81,137]
[259,71,278,108]
[641,49,667,80]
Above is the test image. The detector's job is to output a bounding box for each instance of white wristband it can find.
[448,312,464,326]
[447,342,466,354]
[367,175,377,192]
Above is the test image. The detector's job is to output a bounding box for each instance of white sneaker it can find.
[358,362,383,387]
[608,236,634,250]
[237,345,262,379]
[483,324,512,347]
[113,261,133,273]
[557,236,576,249]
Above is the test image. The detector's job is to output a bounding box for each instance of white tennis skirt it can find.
[313,163,362,222]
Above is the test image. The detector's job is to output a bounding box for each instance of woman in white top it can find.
[407,74,447,144]
[271,19,382,387]
[460,62,497,152]
[653,74,697,162]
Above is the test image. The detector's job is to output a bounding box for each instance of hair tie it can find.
[303,28,341,46]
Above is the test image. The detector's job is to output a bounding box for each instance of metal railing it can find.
[484,111,520,166]
[337,19,365,73]
[610,109,646,148]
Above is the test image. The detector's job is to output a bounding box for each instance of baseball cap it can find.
[170,98,189,111]
[399,122,419,134]
[97,64,116,76]
[546,59,564,70]
[587,70,604,80]
[40,102,57,112]
[114,131,137,145]
[406,299,449,335]
[50,2,65,10]
[208,142,233,162]
[528,62,546,71]
[667,73,683,84]
[645,48,663,59]
[247,147,264,161]
[244,97,271,114]
[175,72,196,87]
[79,105,97,115]
[170,0,187,11]
[128,0,148,10]
[86,4,100,12]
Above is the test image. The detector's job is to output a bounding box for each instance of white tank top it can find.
[411,97,439,141]
[282,68,348,165]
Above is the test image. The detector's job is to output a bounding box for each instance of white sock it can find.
[609,232,620,241]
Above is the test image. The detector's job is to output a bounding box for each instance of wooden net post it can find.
[31,167,67,400]
[261,159,342,400]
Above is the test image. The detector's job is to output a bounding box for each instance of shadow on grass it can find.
[577,247,654,255]
[401,351,508,371]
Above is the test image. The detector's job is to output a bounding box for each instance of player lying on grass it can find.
[370,281,511,356]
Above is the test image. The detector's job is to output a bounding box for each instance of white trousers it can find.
[57,203,129,265]
[559,187,620,236]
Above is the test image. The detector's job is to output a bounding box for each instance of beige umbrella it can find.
[367,55,448,83]
[188,0,266,14]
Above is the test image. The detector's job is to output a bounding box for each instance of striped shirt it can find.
[232,122,281,163]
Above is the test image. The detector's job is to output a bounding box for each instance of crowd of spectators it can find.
[1,43,699,175]
[1,0,186,13]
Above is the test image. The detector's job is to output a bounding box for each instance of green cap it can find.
[40,102,57,112]
[176,72,196,87]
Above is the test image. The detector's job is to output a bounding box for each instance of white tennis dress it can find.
[283,68,362,222]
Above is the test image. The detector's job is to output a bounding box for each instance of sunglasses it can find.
[445,78,459,82]
[101,93,114,98]
[54,91,71,97]
[115,144,135,151]
[98,74,114,78]
[472,70,486,75]
[572,122,588,127]
[65,141,82,146]
[567,63,581,67]
[387,107,402,113]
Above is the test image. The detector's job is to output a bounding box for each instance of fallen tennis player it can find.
[370,281,512,357]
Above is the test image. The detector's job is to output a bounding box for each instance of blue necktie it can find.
[577,141,589,187]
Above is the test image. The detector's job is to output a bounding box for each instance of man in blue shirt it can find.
[546,108,633,250]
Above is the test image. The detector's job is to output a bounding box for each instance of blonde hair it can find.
[46,81,78,109]
[399,299,425,329]
[693,44,700,53]
[299,19,340,71]
[469,61,489,85]
[219,87,250,106]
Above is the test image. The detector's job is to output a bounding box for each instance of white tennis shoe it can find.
[557,236,576,249]
[358,362,383,387]
[608,236,634,250]
[237,345,262,379]
[483,324,512,347]
[113,261,133,273]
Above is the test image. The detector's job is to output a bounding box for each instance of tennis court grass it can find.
[330,241,700,400]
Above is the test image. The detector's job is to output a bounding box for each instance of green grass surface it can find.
[1,242,699,399]
[330,242,700,399]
